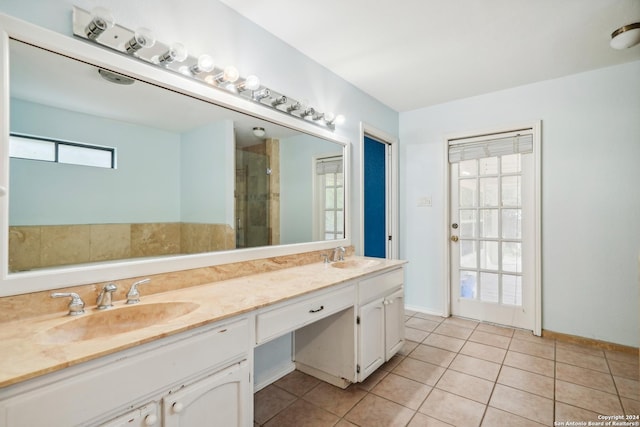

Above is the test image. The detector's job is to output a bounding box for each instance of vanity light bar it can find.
[71,6,344,131]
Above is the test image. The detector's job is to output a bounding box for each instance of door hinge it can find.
[388,235,392,241]
[356,364,360,374]
[356,316,360,325]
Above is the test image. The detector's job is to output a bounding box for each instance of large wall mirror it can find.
[0,15,349,296]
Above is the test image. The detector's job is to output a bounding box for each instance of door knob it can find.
[450,235,459,242]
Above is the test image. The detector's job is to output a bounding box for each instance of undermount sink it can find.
[40,301,199,344]
[331,259,382,269]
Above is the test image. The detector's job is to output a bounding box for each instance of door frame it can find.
[442,121,542,335]
[359,123,399,259]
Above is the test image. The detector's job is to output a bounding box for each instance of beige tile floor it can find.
[254,311,639,426]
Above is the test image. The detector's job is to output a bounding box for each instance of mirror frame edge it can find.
[0,13,351,297]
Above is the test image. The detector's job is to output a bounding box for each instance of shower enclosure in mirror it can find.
[0,12,349,295]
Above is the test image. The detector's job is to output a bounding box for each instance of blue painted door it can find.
[364,136,387,258]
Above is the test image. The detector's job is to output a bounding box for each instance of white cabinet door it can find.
[163,361,250,427]
[384,288,405,360]
[357,298,385,382]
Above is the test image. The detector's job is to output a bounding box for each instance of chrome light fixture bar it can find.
[71,6,344,130]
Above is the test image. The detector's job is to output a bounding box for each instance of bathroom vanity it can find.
[0,258,405,426]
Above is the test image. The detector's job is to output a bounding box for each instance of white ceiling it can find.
[219,0,640,112]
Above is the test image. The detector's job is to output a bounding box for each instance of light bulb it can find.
[125,27,156,53]
[221,66,240,83]
[324,112,336,123]
[334,114,346,125]
[85,7,115,40]
[156,42,188,65]
[242,75,261,91]
[190,54,215,74]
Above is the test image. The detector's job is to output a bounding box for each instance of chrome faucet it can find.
[96,283,117,310]
[126,278,151,304]
[51,292,85,316]
[332,246,345,262]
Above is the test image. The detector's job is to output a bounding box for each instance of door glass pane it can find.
[501,154,521,173]
[501,176,521,206]
[480,209,499,238]
[459,160,477,177]
[325,211,335,230]
[479,157,498,175]
[325,188,335,208]
[459,209,477,238]
[480,241,499,270]
[502,209,521,239]
[479,177,498,206]
[502,242,521,273]
[480,272,499,303]
[459,179,477,207]
[460,240,477,269]
[502,274,522,305]
[460,271,477,299]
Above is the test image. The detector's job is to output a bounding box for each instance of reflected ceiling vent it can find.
[98,68,135,85]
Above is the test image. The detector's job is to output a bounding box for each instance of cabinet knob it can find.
[144,414,158,426]
[172,402,184,413]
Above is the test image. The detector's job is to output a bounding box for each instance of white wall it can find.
[180,120,233,225]
[10,99,181,224]
[400,60,640,347]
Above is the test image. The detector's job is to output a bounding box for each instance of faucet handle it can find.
[51,292,85,316]
[96,283,117,310]
[126,278,150,304]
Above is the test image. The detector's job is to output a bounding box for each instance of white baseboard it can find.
[404,304,446,317]
[253,362,296,393]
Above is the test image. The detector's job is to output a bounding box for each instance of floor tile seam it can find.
[555,360,620,382]
[368,378,435,412]
[303,386,369,420]
[507,347,556,361]
[258,394,300,426]
[490,382,556,425]
[272,376,322,399]
[604,354,631,414]
[555,378,626,406]
[467,336,513,350]
[342,390,412,425]
[446,364,499,382]
[432,381,492,406]
[479,360,506,427]
[554,358,613,375]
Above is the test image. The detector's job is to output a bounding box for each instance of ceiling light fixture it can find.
[252,127,266,138]
[610,22,640,49]
[72,6,345,130]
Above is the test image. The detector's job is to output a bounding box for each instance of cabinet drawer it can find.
[256,284,355,344]
[358,268,404,304]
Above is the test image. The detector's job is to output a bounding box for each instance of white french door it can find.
[448,126,540,332]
